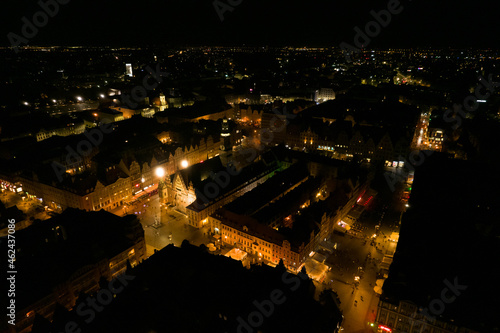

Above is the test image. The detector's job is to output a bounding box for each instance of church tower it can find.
[219,117,233,166]
[220,117,231,151]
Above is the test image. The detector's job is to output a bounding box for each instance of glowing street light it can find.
[99,94,105,98]
[181,160,188,168]
[76,96,83,102]
[155,167,165,178]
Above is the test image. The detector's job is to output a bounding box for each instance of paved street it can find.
[2,168,408,333]
[314,232,384,333]
[0,190,52,233]
[115,194,211,257]
[312,170,408,333]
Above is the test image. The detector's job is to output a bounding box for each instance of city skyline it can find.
[1,2,500,333]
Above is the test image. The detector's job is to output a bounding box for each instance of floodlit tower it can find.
[220,117,231,151]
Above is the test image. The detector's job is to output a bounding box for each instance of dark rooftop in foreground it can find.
[11,208,144,310]
[31,243,343,333]
[382,154,500,332]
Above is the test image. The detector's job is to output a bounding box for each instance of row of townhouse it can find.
[208,171,368,272]
[211,210,305,272]
[211,195,351,273]
[13,135,223,213]
[293,127,411,163]
[238,105,264,123]
[36,122,86,142]
[21,173,133,212]
[163,135,221,175]
[376,299,479,333]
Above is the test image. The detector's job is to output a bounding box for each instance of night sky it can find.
[1,0,499,48]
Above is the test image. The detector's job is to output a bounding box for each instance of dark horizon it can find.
[1,0,499,49]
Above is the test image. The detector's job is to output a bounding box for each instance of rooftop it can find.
[382,154,500,332]
[31,243,342,333]
[12,208,144,310]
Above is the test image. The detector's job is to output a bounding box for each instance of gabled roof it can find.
[172,156,225,190]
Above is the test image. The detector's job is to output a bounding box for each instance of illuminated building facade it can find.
[211,209,305,272]
[376,300,479,333]
[36,122,86,142]
[314,88,336,103]
[125,63,133,77]
[165,156,281,227]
